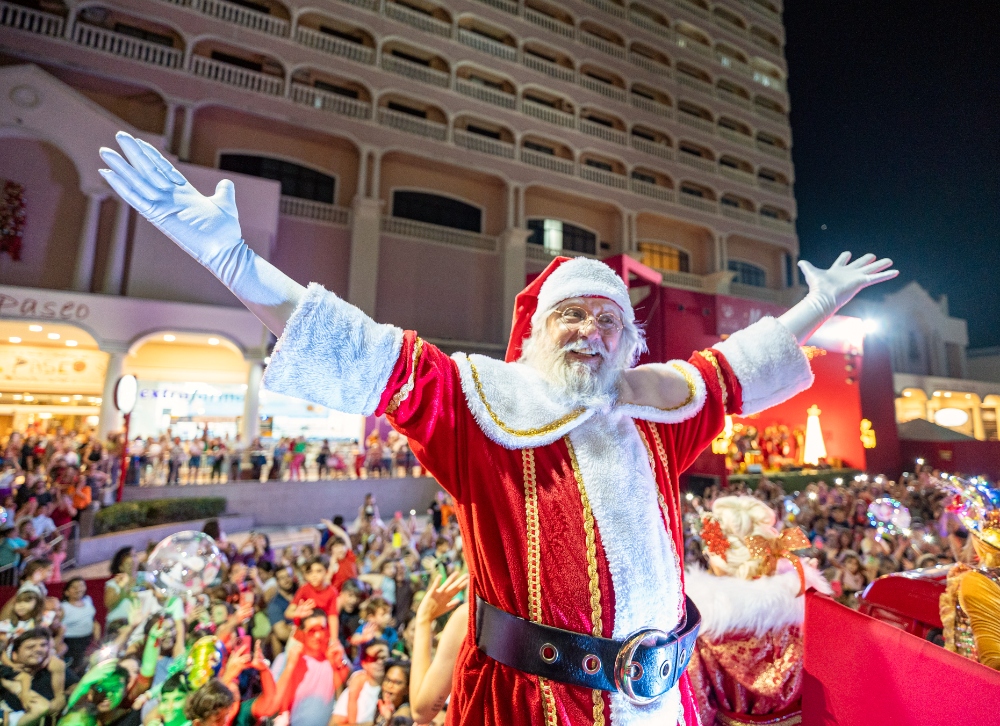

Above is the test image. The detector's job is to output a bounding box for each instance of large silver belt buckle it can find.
[613,627,669,706]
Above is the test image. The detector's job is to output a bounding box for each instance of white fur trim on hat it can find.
[531,257,633,329]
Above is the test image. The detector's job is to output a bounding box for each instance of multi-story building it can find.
[0,0,799,440]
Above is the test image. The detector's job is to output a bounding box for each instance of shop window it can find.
[527,219,597,255]
[220,154,335,204]
[728,259,766,287]
[393,191,482,233]
[639,242,689,273]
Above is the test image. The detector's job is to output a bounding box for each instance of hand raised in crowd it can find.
[416,571,470,624]
[249,640,270,672]
[290,599,315,621]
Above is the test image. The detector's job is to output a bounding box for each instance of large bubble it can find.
[146,531,223,597]
[867,497,911,539]
[0,507,9,527]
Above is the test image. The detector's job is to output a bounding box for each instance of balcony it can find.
[628,12,673,41]
[294,26,374,64]
[676,37,713,60]
[384,2,452,38]
[716,52,754,79]
[71,23,184,69]
[580,119,627,145]
[189,55,285,95]
[377,107,448,140]
[580,0,626,18]
[290,83,372,119]
[730,282,785,304]
[520,148,575,175]
[659,269,705,291]
[674,0,710,20]
[382,216,498,252]
[522,53,576,82]
[580,165,627,189]
[629,52,671,78]
[453,129,516,158]
[193,0,289,36]
[756,140,790,160]
[755,105,788,124]
[718,127,754,147]
[716,86,751,110]
[579,75,627,102]
[745,0,781,23]
[523,8,574,38]
[677,112,715,135]
[677,73,714,97]
[630,178,675,202]
[631,136,674,160]
[454,78,517,108]
[335,0,379,9]
[380,54,450,87]
[758,178,791,196]
[0,0,64,36]
[279,196,350,225]
[759,215,794,232]
[457,29,517,61]
[750,35,782,58]
[521,98,576,128]
[712,17,748,40]
[677,153,716,174]
[630,95,673,118]
[720,204,757,224]
[678,192,718,214]
[579,31,626,60]
[472,0,519,14]
[526,244,598,261]
[719,165,756,186]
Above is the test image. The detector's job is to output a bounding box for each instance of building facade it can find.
[0,0,799,438]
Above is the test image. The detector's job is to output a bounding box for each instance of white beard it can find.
[520,332,626,411]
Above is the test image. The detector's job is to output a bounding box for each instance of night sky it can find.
[783,1,1000,347]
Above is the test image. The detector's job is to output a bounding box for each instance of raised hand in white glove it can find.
[778,251,898,343]
[98,131,303,335]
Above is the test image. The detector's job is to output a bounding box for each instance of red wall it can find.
[899,440,1000,480]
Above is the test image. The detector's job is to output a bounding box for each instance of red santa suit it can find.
[262,258,813,726]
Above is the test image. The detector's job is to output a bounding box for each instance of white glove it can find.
[778,251,898,343]
[98,131,303,336]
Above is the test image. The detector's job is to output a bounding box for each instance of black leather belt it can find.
[475,595,700,705]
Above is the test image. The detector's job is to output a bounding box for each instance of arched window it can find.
[219,154,334,203]
[392,191,482,232]
[728,259,766,287]
[638,242,689,272]
[527,219,597,255]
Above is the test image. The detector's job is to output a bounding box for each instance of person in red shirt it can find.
[286,556,339,620]
[321,520,358,593]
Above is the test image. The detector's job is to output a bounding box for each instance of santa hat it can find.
[505,256,634,362]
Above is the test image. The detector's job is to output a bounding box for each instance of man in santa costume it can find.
[98,133,897,726]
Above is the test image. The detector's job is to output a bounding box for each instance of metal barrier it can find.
[2,520,81,589]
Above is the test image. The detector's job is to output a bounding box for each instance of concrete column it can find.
[972,401,985,441]
[162,102,178,154]
[348,196,384,317]
[97,348,127,441]
[101,200,132,295]
[370,151,382,200]
[356,148,370,199]
[501,228,530,340]
[716,233,728,272]
[178,105,194,162]
[241,360,264,442]
[72,192,105,292]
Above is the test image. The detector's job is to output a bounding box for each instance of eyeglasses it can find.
[554,306,623,335]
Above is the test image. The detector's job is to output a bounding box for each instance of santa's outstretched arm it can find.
[99,131,303,336]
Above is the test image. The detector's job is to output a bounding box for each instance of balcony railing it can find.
[579,75,628,102]
[750,35,782,57]
[522,53,576,82]
[677,73,714,96]
[290,83,372,119]
[718,127,754,147]
[677,113,715,135]
[755,105,788,124]
[295,26,374,64]
[454,77,517,108]
[472,0,519,14]
[716,52,754,79]
[580,165,627,189]
[716,87,752,110]
[193,0,289,37]
[71,23,184,68]
[377,107,448,140]
[523,8,575,38]
[746,0,781,22]
[719,165,756,186]
[580,119,627,146]
[756,141,790,160]
[521,98,576,127]
[630,95,673,118]
[712,17,748,40]
[380,54,450,87]
[453,129,516,158]
[730,282,785,304]
[758,178,791,196]
[526,244,598,261]
[628,11,673,41]
[629,52,672,78]
[382,216,498,252]
[0,0,64,36]
[189,55,285,95]
[279,196,350,225]
[520,148,575,175]
[336,0,380,10]
[630,136,674,160]
[384,2,452,38]
[579,31,626,60]
[630,178,675,202]
[457,28,517,61]
[721,204,758,224]
[675,37,713,59]
[677,153,717,174]
[674,0,710,19]
[759,215,794,232]
[580,0,626,19]
[678,192,718,214]
[660,269,705,291]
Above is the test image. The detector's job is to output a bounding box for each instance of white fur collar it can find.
[451,354,705,449]
[684,565,832,639]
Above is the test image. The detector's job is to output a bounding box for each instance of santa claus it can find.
[98,132,897,726]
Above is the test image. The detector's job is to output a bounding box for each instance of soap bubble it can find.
[146,531,223,597]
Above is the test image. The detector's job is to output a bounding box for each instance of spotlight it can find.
[28,325,42,332]
[163,334,176,342]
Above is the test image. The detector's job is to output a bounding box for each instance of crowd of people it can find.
[0,489,466,726]
[683,464,972,608]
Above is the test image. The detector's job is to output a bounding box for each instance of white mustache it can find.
[562,340,608,358]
